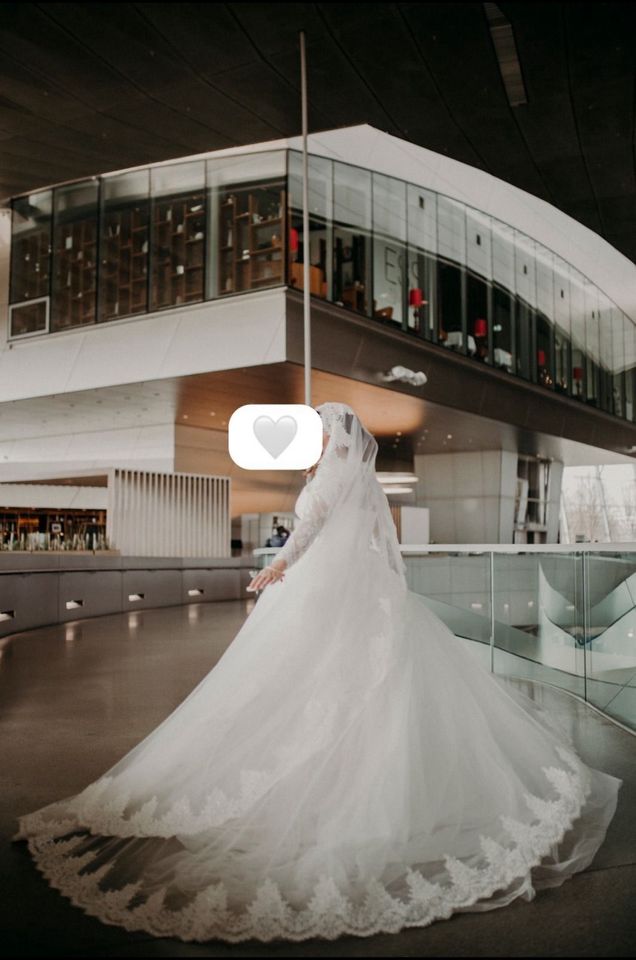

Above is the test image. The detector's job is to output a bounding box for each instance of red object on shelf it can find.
[474,317,487,338]
[573,366,584,380]
[537,348,546,366]
[409,288,426,307]
[290,228,299,253]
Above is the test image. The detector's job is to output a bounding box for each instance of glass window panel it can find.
[466,272,490,363]
[584,279,600,407]
[437,260,464,349]
[372,172,406,242]
[333,162,371,315]
[491,220,515,372]
[514,234,535,380]
[288,149,329,218]
[406,185,436,340]
[333,161,371,230]
[535,245,554,319]
[372,236,406,328]
[465,207,491,278]
[598,291,614,414]
[51,180,98,331]
[437,195,465,264]
[372,173,406,328]
[406,184,437,255]
[492,283,514,372]
[608,305,624,417]
[287,150,330,301]
[553,254,571,395]
[151,161,205,310]
[535,247,554,388]
[514,231,536,306]
[10,190,52,336]
[569,268,586,400]
[515,297,532,380]
[209,150,286,299]
[9,298,49,337]
[491,218,515,290]
[99,170,150,322]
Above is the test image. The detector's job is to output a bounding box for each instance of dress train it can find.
[12,571,622,943]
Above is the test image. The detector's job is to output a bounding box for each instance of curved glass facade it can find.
[8,147,635,422]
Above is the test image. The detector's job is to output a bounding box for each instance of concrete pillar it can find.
[413,450,519,543]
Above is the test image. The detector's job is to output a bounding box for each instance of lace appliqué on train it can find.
[17,745,592,943]
[13,696,342,843]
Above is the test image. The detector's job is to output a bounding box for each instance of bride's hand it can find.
[247,560,287,592]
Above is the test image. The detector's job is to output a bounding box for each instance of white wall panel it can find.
[0,287,286,403]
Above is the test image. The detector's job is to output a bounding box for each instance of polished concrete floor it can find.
[2,599,635,958]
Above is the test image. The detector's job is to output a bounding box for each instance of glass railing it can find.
[253,543,636,733]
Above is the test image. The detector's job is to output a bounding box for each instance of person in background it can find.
[271,525,290,547]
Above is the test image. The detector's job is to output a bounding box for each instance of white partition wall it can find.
[107,468,230,558]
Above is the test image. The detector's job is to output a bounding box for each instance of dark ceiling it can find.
[1,3,634,264]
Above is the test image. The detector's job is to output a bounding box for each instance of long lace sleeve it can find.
[274,482,334,570]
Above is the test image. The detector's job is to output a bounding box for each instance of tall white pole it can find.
[300,30,311,406]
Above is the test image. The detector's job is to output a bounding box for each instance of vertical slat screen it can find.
[108,469,230,557]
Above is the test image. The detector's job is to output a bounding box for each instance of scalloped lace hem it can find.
[13,699,344,842]
[15,745,594,943]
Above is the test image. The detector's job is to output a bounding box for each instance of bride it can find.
[12,401,622,943]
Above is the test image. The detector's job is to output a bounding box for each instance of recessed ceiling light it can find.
[447,433,452,439]
[210,412,216,416]
[183,414,188,419]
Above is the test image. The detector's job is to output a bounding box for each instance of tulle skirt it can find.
[11,537,623,943]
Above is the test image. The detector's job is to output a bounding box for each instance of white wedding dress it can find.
[12,402,623,944]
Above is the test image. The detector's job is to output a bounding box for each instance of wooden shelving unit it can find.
[12,227,50,301]
[219,182,286,295]
[152,194,205,309]
[9,224,51,335]
[53,219,97,329]
[100,205,149,320]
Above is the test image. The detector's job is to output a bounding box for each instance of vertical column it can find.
[413,450,519,544]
